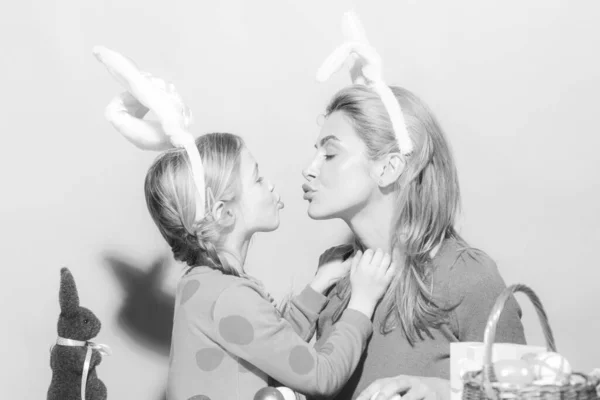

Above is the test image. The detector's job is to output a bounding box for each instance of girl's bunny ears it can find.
[316,11,414,156]
[92,46,206,218]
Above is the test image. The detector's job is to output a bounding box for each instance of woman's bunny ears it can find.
[316,11,414,156]
[92,46,206,218]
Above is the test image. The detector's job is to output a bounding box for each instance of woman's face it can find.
[302,111,376,220]
[235,147,283,234]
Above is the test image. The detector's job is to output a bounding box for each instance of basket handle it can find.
[481,284,557,399]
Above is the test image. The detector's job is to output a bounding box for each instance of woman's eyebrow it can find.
[314,135,341,149]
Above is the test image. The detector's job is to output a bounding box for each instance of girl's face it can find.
[235,147,283,234]
[302,111,376,220]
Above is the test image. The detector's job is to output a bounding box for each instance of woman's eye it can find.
[324,155,336,160]
[257,177,264,183]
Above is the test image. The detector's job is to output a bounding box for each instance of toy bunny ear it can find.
[59,267,80,316]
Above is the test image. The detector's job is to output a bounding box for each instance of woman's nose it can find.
[302,162,318,181]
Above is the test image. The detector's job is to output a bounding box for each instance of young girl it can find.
[147,133,398,400]
[97,49,397,398]
[298,13,527,400]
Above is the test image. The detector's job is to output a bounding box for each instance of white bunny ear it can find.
[93,46,186,132]
[316,42,356,83]
[316,41,380,83]
[105,92,172,151]
[94,45,206,217]
[93,46,144,92]
[316,12,414,156]
[342,10,370,43]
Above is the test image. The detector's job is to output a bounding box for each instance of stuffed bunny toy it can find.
[47,268,108,400]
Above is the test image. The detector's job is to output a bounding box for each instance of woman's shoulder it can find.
[432,238,507,303]
[318,243,355,258]
[431,237,526,343]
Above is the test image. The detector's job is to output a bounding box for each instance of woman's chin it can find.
[307,203,330,220]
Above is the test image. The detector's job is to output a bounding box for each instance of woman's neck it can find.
[346,194,397,255]
[346,194,446,260]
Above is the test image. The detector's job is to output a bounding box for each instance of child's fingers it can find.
[370,249,384,270]
[384,261,397,282]
[350,250,362,277]
[358,249,374,271]
[340,258,353,274]
[377,253,392,277]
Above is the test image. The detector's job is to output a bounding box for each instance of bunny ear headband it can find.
[92,46,207,218]
[316,10,414,156]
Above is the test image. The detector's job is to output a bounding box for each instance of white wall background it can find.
[1,0,598,398]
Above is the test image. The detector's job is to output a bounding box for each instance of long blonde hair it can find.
[328,85,464,344]
[144,132,245,275]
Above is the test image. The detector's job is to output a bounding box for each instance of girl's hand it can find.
[348,249,396,319]
[310,245,354,294]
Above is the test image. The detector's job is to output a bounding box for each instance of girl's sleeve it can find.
[205,280,372,397]
[281,284,329,341]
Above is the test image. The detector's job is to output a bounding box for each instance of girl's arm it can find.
[279,284,330,342]
[280,244,354,341]
[202,280,373,397]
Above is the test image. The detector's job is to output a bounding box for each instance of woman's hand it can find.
[357,375,450,400]
[310,245,354,294]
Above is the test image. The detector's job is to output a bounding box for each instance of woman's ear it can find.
[375,153,405,188]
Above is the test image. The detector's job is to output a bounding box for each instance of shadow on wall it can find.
[104,252,175,400]
[104,252,176,357]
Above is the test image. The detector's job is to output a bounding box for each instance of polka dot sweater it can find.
[166,266,373,400]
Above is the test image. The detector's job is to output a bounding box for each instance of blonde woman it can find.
[302,86,526,400]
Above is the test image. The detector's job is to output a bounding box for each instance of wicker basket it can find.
[462,284,599,400]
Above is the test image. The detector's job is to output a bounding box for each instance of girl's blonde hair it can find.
[328,85,465,344]
[144,132,245,275]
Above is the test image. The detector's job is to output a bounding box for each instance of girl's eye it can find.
[257,177,264,183]
[324,155,336,160]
